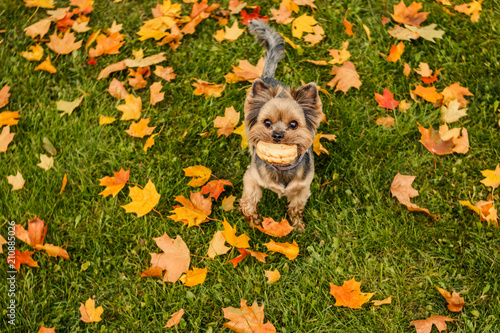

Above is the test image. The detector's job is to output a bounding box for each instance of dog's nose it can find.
[272,132,284,142]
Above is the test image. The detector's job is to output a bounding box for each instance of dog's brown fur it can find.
[239,34,323,231]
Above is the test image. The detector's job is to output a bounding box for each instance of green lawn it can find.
[1,0,500,332]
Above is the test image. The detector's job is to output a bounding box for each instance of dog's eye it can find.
[264,119,272,128]
[288,121,298,130]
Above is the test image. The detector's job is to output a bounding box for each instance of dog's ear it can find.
[251,78,271,96]
[292,82,323,130]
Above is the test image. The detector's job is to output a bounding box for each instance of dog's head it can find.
[244,79,323,156]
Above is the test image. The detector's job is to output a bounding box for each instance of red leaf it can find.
[200,179,233,200]
[375,88,400,110]
[229,249,249,267]
[241,7,269,25]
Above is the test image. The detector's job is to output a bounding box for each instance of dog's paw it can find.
[291,216,306,232]
[244,213,262,228]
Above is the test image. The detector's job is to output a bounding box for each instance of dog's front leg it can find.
[286,186,311,232]
[239,169,263,226]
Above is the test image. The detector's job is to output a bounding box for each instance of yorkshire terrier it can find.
[239,19,323,231]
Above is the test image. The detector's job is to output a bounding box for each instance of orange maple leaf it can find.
[125,118,156,138]
[192,79,225,98]
[459,200,498,226]
[412,84,443,104]
[154,65,177,81]
[225,58,265,83]
[391,173,437,218]
[107,78,128,100]
[34,56,57,74]
[229,248,268,267]
[270,4,293,24]
[255,217,294,237]
[180,267,208,287]
[376,117,395,128]
[312,132,336,155]
[46,32,82,54]
[98,168,130,198]
[343,18,354,36]
[441,82,473,107]
[480,164,500,190]
[121,180,161,217]
[418,123,468,155]
[375,88,400,109]
[214,106,240,137]
[327,61,362,94]
[391,1,430,27]
[164,309,185,328]
[88,31,124,58]
[223,299,277,333]
[454,0,482,22]
[387,41,405,62]
[15,216,48,248]
[0,85,11,108]
[0,111,21,126]
[150,82,165,105]
[222,218,250,248]
[329,278,375,309]
[79,298,103,323]
[200,179,233,200]
[435,286,465,312]
[97,60,127,79]
[169,192,212,227]
[410,315,455,333]
[35,243,69,260]
[148,233,191,283]
[11,249,39,271]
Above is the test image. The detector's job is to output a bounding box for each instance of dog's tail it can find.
[248,19,285,82]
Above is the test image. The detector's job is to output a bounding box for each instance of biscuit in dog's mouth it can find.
[256,141,298,165]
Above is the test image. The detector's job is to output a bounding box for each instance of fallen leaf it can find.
[21,44,44,61]
[294,0,317,9]
[270,4,293,24]
[229,248,249,267]
[97,60,127,79]
[34,56,57,73]
[46,31,82,54]
[143,133,159,153]
[265,269,281,283]
[391,0,430,27]
[376,117,395,128]
[200,179,233,200]
[15,216,47,247]
[391,173,437,218]
[255,217,294,237]
[25,19,52,39]
[56,96,84,117]
[329,278,375,309]
[0,126,15,152]
[183,165,212,187]
[412,85,443,104]
[442,82,473,108]
[12,249,39,271]
[312,132,336,155]
[141,266,163,278]
[387,41,405,62]
[117,95,142,120]
[35,243,69,260]
[406,24,445,42]
[459,200,498,226]
[240,7,268,25]
[169,192,212,227]
[88,31,125,58]
[222,218,250,248]
[454,0,482,22]
[149,233,190,283]
[37,325,56,333]
[480,164,500,190]
[304,24,325,45]
[214,106,240,137]
[328,41,351,65]
[225,58,264,83]
[264,239,299,260]
[221,195,236,211]
[7,171,25,191]
[24,0,54,8]
[164,309,185,328]
[121,179,161,217]
[375,89,400,109]
[207,230,231,258]
[79,298,103,323]
[399,99,412,112]
[154,65,177,81]
[343,18,354,36]
[149,81,164,105]
[372,297,392,306]
[387,25,420,41]
[327,62,362,93]
[230,248,267,267]
[59,173,67,194]
[192,79,225,98]
[363,24,371,40]
[98,168,129,198]
[292,13,317,39]
[37,154,54,170]
[0,235,7,253]
[436,286,465,312]
[107,78,128,100]
[223,21,245,41]
[0,85,10,108]
[125,119,156,138]
[410,315,455,333]
[180,267,207,287]
[124,52,166,67]
[99,115,116,125]
[223,300,277,333]
[233,123,249,150]
[441,99,467,123]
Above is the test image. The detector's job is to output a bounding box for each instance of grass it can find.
[1,0,500,332]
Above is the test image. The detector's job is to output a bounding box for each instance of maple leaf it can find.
[169,192,212,227]
[459,200,498,226]
[410,315,455,333]
[149,82,164,105]
[387,41,405,62]
[200,179,233,200]
[182,1,220,34]
[15,216,48,248]
[24,0,54,8]
[25,19,52,39]
[149,233,191,282]
[241,7,269,25]
[372,297,392,306]
[107,78,128,100]
[180,267,208,287]
[192,79,225,98]
[327,61,362,93]
[375,89,400,109]
[97,60,127,79]
[225,58,265,83]
[436,286,465,312]
[214,106,240,137]
[412,85,443,104]
[121,180,160,217]
[376,117,395,128]
[164,309,185,328]
[292,13,317,38]
[98,168,129,198]
[59,173,67,195]
[143,132,159,153]
[304,24,325,46]
[387,25,420,41]
[183,165,212,187]
[329,278,375,309]
[294,0,317,9]
[255,217,294,237]
[34,56,57,73]
[270,4,294,24]
[343,18,354,36]
[391,173,437,218]
[7,171,25,191]
[21,44,44,61]
[88,32,124,58]
[312,132,336,155]
[221,195,236,211]
[12,249,39,271]
[37,325,56,333]
[56,96,84,117]
[154,65,177,81]
[0,85,10,108]
[0,126,15,152]
[117,95,142,120]
[222,218,250,248]
[35,243,69,260]
[442,82,473,108]
[223,300,277,333]
[79,298,103,323]
[265,269,281,283]
[223,21,245,41]
[0,235,7,253]
[264,239,299,259]
[406,24,445,43]
[435,123,469,154]
[125,119,156,138]
[399,99,412,112]
[233,123,249,150]
[99,115,116,125]
[441,99,467,123]
[230,249,267,267]
[125,53,166,68]
[391,1,430,27]
[207,230,231,258]
[328,41,351,65]
[37,154,54,170]
[480,165,500,190]
[46,31,82,54]
[0,111,21,127]
[454,0,482,22]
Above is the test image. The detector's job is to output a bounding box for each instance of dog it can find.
[239,19,323,231]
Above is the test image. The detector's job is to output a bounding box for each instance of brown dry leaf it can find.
[192,79,225,98]
[47,32,82,54]
[329,278,375,309]
[312,132,336,155]
[207,230,231,258]
[265,269,281,283]
[255,217,294,237]
[391,0,430,27]
[148,233,190,283]
[376,117,395,128]
[79,298,103,323]
[214,106,240,137]
[97,60,127,79]
[7,171,25,191]
[390,173,437,218]
[454,0,482,22]
[0,125,15,152]
[417,123,454,155]
[98,168,130,198]
[25,19,52,39]
[128,67,148,90]
[222,300,277,333]
[164,309,185,328]
[327,61,362,93]
[438,124,469,154]
[154,65,176,81]
[169,192,212,227]
[406,24,445,43]
[410,315,455,333]
[34,56,57,74]
[107,78,128,100]
[125,119,156,138]
[117,95,142,120]
[435,286,465,312]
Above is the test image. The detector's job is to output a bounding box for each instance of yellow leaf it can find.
[292,14,318,39]
[24,0,54,8]
[34,56,57,74]
[224,21,245,41]
[313,132,336,155]
[372,297,392,306]
[117,95,142,120]
[99,115,116,125]
[124,52,166,67]
[98,168,129,198]
[143,133,159,153]
[192,79,225,98]
[7,171,25,191]
[454,0,482,22]
[46,32,82,55]
[21,44,44,61]
[168,192,212,227]
[264,239,299,260]
[480,165,500,189]
[35,243,69,260]
[24,19,51,39]
[222,218,250,248]
[180,267,207,287]
[265,269,281,283]
[79,298,103,323]
[387,41,405,62]
[183,165,211,187]
[0,111,21,126]
[56,96,84,117]
[121,180,161,217]
[37,154,53,171]
[232,123,248,150]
